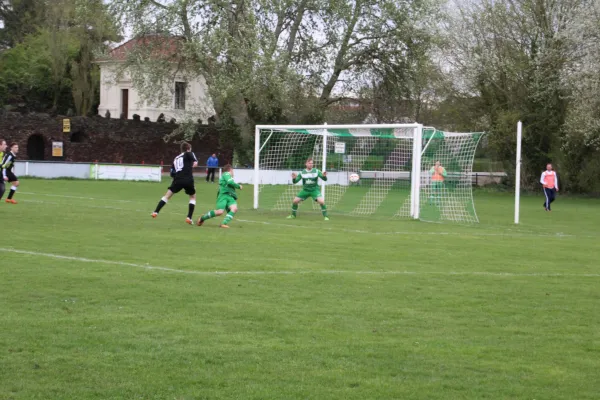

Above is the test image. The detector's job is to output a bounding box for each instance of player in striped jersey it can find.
[540,163,559,211]
[1,143,19,204]
[152,142,198,224]
[0,139,6,201]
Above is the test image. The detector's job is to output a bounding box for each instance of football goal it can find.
[253,124,484,223]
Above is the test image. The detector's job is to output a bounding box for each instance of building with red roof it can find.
[96,35,214,122]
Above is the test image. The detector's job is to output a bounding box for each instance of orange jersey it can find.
[540,171,558,189]
[430,167,446,182]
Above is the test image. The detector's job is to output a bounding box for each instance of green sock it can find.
[222,211,235,225]
[291,204,298,216]
[201,210,216,221]
[321,204,328,217]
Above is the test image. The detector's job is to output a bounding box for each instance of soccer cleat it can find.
[219,224,230,229]
[196,217,204,226]
[324,216,329,221]
[186,217,193,225]
[286,215,296,219]
[5,199,17,204]
[151,212,158,218]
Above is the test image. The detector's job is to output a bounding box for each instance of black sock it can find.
[0,184,4,200]
[155,197,167,213]
[7,188,15,200]
[188,201,196,219]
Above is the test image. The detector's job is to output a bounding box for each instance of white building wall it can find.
[98,62,214,122]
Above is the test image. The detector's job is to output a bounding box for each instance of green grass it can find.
[1,179,599,399]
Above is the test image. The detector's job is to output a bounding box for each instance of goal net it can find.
[253,124,484,223]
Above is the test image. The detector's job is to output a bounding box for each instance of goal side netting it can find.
[253,124,484,223]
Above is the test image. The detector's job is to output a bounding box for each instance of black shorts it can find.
[168,178,195,195]
[5,171,17,182]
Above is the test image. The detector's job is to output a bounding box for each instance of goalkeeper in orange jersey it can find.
[429,160,446,205]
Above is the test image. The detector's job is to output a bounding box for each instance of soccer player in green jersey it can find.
[196,164,242,229]
[287,157,329,220]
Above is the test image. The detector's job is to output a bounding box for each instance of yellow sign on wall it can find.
[63,119,71,133]
[52,141,63,157]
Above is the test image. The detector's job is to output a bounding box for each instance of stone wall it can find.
[0,112,233,166]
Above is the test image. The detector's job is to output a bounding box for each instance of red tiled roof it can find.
[104,36,184,61]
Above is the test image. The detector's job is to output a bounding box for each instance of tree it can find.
[109,0,437,163]
[0,0,119,114]
[69,0,120,115]
[442,0,586,189]
[0,0,45,49]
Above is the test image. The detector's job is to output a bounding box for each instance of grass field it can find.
[1,178,599,399]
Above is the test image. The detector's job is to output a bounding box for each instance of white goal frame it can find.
[254,123,424,219]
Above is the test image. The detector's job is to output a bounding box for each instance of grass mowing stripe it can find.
[19,197,583,239]
[3,247,600,278]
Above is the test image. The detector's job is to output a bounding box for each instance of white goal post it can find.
[253,124,484,223]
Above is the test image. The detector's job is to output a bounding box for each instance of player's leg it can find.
[184,183,197,224]
[0,179,5,200]
[316,195,329,220]
[220,200,238,228]
[152,188,176,217]
[210,168,216,182]
[547,188,556,211]
[6,176,18,203]
[288,192,306,218]
[543,188,550,211]
[186,194,197,224]
[197,196,227,225]
[197,208,224,226]
[433,182,442,205]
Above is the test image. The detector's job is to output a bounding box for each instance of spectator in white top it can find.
[540,163,559,211]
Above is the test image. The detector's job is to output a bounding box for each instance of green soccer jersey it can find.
[293,168,327,190]
[219,171,240,199]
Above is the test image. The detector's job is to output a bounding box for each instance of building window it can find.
[175,82,186,110]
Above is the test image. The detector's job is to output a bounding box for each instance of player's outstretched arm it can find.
[227,178,241,189]
[319,170,328,181]
[292,172,302,184]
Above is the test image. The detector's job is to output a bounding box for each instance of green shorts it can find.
[216,194,237,211]
[296,189,323,201]
[431,181,444,190]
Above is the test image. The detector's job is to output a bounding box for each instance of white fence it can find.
[15,161,162,182]
[235,169,506,186]
[13,161,506,186]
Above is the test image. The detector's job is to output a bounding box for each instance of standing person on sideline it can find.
[541,163,559,211]
[429,160,446,205]
[152,142,198,224]
[206,153,219,183]
[1,143,19,204]
[196,164,242,229]
[0,139,6,201]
